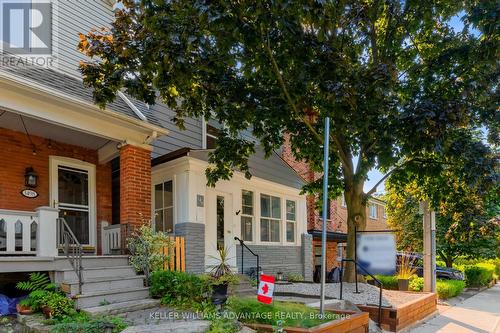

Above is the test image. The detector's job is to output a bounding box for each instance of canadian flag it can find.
[257,274,275,304]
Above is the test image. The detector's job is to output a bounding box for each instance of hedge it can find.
[464,263,496,287]
[409,277,465,299]
[373,275,399,290]
[436,280,466,299]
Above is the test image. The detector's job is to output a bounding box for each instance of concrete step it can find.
[233,288,257,296]
[54,256,130,270]
[61,275,145,295]
[75,287,150,309]
[55,265,137,282]
[121,321,211,333]
[83,299,161,316]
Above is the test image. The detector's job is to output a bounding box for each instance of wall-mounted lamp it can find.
[24,167,38,188]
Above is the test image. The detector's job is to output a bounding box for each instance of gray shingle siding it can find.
[174,223,205,274]
[151,103,203,158]
[53,0,114,77]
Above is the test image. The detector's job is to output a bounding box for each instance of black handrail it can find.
[339,258,383,327]
[57,218,83,295]
[234,236,260,286]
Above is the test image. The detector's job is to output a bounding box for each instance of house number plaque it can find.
[21,189,39,198]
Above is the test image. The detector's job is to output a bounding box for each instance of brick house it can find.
[281,136,389,280]
[0,0,312,308]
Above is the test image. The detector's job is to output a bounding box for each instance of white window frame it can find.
[285,199,297,243]
[341,194,346,208]
[241,190,254,242]
[260,194,281,243]
[383,206,387,218]
[153,180,174,234]
[369,203,378,219]
[202,118,219,149]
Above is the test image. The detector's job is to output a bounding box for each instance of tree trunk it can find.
[344,184,366,282]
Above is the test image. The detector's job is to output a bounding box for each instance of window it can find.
[260,194,281,242]
[369,203,377,219]
[154,181,174,233]
[319,199,331,220]
[241,190,254,241]
[341,194,346,208]
[286,200,296,242]
[205,123,219,149]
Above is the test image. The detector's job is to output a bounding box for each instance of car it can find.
[397,253,464,280]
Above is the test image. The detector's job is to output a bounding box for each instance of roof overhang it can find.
[308,229,348,243]
[0,70,168,149]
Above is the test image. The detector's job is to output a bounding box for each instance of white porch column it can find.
[36,206,59,257]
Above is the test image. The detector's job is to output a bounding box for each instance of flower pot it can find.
[211,282,229,305]
[398,278,409,291]
[41,306,53,319]
[16,304,33,315]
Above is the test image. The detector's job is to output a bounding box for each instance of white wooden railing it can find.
[102,221,121,255]
[0,207,58,257]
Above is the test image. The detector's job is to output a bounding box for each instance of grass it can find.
[227,297,341,328]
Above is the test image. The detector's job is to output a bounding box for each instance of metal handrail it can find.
[57,218,83,294]
[234,236,260,286]
[339,258,383,327]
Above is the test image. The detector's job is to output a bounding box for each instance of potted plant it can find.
[16,298,34,315]
[397,254,417,291]
[209,246,236,305]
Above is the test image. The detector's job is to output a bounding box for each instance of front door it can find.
[206,191,236,270]
[50,156,96,247]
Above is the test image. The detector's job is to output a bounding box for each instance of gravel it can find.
[275,283,428,308]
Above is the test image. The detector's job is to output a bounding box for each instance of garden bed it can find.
[357,292,437,332]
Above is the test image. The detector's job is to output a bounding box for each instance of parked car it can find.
[397,253,464,280]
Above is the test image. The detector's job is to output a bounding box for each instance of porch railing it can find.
[234,236,260,286]
[102,222,122,255]
[0,210,38,255]
[0,207,58,257]
[57,217,83,294]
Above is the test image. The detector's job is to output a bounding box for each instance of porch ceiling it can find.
[0,109,111,150]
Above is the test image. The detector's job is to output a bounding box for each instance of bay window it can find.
[260,194,281,242]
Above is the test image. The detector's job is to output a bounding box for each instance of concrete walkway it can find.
[409,283,500,333]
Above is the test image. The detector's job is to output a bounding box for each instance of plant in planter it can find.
[16,272,55,314]
[396,255,417,291]
[208,246,237,305]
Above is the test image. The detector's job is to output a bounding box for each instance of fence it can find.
[161,236,185,272]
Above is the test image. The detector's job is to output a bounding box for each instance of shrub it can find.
[127,224,173,282]
[149,270,211,310]
[287,273,304,283]
[436,280,465,299]
[374,275,399,290]
[464,263,495,287]
[409,277,424,292]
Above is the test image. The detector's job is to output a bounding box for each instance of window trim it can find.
[153,179,174,233]
[285,199,297,243]
[241,190,254,242]
[260,194,282,243]
[341,194,346,208]
[369,203,378,219]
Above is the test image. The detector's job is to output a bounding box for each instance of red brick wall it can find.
[335,198,388,233]
[119,144,151,228]
[281,134,342,233]
[0,127,112,252]
[312,238,339,270]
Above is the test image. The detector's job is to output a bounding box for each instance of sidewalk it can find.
[409,283,500,333]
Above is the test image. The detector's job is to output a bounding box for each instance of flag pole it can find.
[320,117,330,315]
